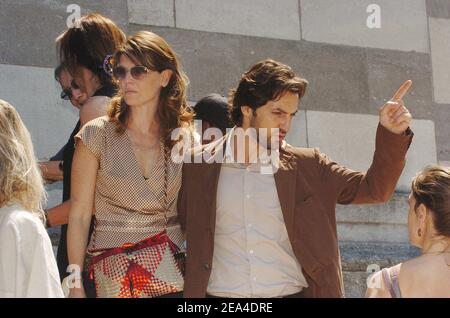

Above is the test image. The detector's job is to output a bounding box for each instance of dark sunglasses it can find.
[112,66,150,81]
[60,80,80,100]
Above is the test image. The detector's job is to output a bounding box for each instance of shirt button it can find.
[248,224,252,228]
[246,194,251,199]
[249,250,254,254]
[253,277,257,281]
[203,263,211,270]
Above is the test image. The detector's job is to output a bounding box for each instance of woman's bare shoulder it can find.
[400,254,450,297]
[80,96,110,126]
[81,96,110,112]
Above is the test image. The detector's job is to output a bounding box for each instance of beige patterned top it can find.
[75,116,184,252]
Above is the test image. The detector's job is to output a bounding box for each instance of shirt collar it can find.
[223,126,284,173]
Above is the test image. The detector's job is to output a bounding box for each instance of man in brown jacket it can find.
[177,59,413,298]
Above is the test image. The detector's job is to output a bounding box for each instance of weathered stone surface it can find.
[367,49,433,119]
[337,193,409,225]
[427,0,450,19]
[340,241,420,272]
[338,223,408,243]
[0,0,129,67]
[301,0,429,53]
[0,64,79,159]
[128,0,175,27]
[429,18,450,104]
[432,103,450,161]
[343,271,368,298]
[175,0,301,40]
[341,241,420,297]
[128,26,370,115]
[306,111,437,193]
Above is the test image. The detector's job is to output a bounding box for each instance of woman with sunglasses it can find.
[58,65,87,107]
[67,31,193,298]
[366,165,450,298]
[38,64,89,185]
[44,13,125,296]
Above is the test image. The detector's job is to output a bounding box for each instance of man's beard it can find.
[249,120,278,151]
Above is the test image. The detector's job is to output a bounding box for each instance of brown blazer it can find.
[177,124,413,298]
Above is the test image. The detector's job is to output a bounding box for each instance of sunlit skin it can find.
[59,68,88,108]
[236,91,299,163]
[118,55,170,111]
[407,192,423,248]
[366,190,450,297]
[72,66,102,99]
[407,192,450,254]
[116,54,172,154]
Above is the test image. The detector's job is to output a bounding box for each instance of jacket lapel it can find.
[274,148,298,242]
[201,135,299,240]
[199,135,227,233]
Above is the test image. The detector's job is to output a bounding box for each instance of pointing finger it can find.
[391,80,412,101]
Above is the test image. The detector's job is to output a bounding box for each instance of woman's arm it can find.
[38,160,63,182]
[67,140,98,298]
[46,200,70,227]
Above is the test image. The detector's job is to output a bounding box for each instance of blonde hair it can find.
[0,100,46,220]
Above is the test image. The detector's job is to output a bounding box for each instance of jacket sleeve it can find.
[177,164,188,232]
[317,123,413,205]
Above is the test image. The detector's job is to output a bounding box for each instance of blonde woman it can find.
[366,165,450,298]
[0,100,64,298]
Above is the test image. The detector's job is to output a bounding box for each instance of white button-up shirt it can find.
[0,204,64,298]
[206,128,308,298]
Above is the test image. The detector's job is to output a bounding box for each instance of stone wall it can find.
[1,0,448,297]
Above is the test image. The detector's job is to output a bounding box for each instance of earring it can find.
[418,228,422,237]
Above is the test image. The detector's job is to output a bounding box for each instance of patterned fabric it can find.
[74,116,184,251]
[90,231,184,298]
[75,116,186,297]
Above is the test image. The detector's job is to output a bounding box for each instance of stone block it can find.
[0,0,128,68]
[367,49,433,120]
[0,64,79,159]
[429,18,450,104]
[432,103,450,161]
[301,0,429,53]
[128,0,174,27]
[175,0,301,40]
[306,111,437,193]
[128,26,370,114]
[337,193,409,225]
[426,0,450,18]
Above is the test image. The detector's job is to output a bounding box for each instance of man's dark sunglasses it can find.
[60,80,80,100]
[113,66,150,81]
